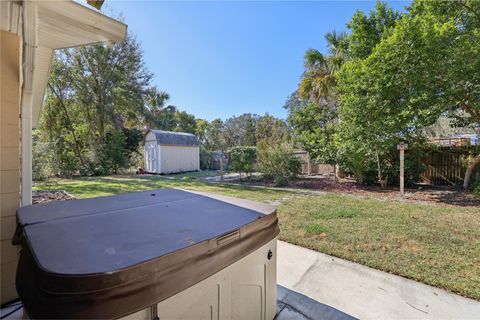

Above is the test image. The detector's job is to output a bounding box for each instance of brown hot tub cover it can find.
[14,189,278,319]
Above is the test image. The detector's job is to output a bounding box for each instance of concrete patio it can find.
[277,240,480,320]
[276,286,356,320]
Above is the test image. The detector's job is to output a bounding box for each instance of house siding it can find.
[0,30,21,304]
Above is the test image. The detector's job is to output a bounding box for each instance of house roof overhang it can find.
[1,0,127,127]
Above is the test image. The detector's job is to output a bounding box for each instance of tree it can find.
[144,87,170,128]
[414,0,480,189]
[290,29,350,181]
[205,119,225,151]
[67,34,152,140]
[347,1,400,59]
[195,119,209,145]
[37,32,153,175]
[255,114,290,145]
[298,30,348,104]
[337,0,480,188]
[257,142,301,186]
[228,146,257,181]
[222,114,259,147]
[289,102,340,180]
[100,129,129,174]
[288,1,406,186]
[219,113,290,149]
[175,111,197,133]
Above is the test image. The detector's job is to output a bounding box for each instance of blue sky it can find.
[105,1,409,121]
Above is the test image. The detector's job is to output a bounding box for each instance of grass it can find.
[277,193,480,300]
[34,174,290,203]
[161,170,223,179]
[34,174,480,300]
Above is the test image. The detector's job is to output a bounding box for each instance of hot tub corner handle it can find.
[216,229,240,247]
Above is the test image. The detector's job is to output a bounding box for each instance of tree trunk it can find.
[463,153,480,190]
[333,163,338,183]
[375,151,386,188]
[48,83,86,167]
[220,158,224,182]
[99,112,105,144]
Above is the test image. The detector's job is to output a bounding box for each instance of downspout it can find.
[20,0,37,206]
[20,90,33,206]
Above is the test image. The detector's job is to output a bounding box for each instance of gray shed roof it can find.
[148,130,200,146]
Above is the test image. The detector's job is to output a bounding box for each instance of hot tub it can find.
[14,189,278,319]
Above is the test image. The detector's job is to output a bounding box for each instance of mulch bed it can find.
[32,190,76,204]
[231,175,480,208]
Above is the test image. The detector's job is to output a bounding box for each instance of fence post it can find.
[220,157,224,182]
[307,153,311,175]
[397,142,408,196]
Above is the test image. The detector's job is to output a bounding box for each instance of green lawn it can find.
[278,193,480,300]
[34,174,480,300]
[33,175,290,203]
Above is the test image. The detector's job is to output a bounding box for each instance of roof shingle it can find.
[148,130,200,146]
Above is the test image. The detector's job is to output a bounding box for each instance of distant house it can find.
[453,133,479,146]
[428,133,479,147]
[144,130,200,174]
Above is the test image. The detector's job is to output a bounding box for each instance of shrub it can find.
[472,185,480,199]
[257,142,301,186]
[200,148,225,171]
[32,131,53,181]
[273,176,289,187]
[470,178,480,199]
[94,128,143,175]
[339,142,426,186]
[228,146,256,180]
[200,148,215,170]
[46,138,82,177]
[99,129,129,174]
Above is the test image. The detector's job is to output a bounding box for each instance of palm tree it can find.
[146,87,170,116]
[298,30,349,104]
[144,87,171,129]
[296,30,349,182]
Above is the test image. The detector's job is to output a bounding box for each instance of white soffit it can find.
[35,0,127,49]
[22,0,127,126]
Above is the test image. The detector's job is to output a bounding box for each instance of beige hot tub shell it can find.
[17,190,278,320]
[125,237,277,320]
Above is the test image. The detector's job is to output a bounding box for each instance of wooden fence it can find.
[294,149,479,185]
[294,151,335,175]
[421,148,479,185]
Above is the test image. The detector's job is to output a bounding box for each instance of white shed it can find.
[144,130,200,174]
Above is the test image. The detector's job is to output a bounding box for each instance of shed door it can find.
[145,143,158,173]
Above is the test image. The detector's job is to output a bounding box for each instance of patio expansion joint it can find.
[292,257,320,289]
[276,303,313,320]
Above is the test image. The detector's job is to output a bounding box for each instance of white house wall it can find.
[159,145,199,174]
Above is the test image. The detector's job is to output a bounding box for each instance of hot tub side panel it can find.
[124,238,277,320]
